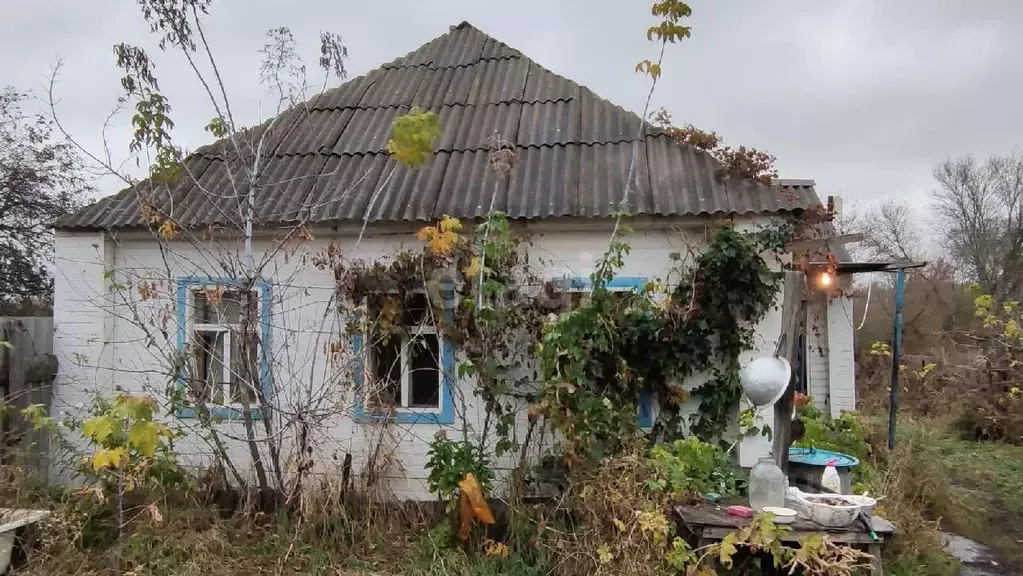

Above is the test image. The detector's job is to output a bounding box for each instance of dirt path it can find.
[941,533,1012,576]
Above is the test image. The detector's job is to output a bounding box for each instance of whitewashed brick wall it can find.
[53,217,790,499]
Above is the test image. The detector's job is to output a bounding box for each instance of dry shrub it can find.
[0,461,434,576]
[535,451,676,576]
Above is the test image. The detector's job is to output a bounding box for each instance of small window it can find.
[366,292,443,411]
[189,287,260,406]
[556,283,642,312]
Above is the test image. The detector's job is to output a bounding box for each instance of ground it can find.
[887,420,1023,576]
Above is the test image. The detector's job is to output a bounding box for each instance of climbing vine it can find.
[537,224,789,463]
[319,211,791,473]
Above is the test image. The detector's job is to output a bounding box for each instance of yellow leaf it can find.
[718,532,739,569]
[484,539,511,559]
[463,256,482,280]
[157,219,178,240]
[128,421,159,457]
[439,215,461,233]
[596,543,612,564]
[613,518,626,532]
[91,447,127,471]
[82,416,115,443]
[116,394,157,421]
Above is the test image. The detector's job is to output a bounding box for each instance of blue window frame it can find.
[175,277,273,420]
[554,276,655,427]
[351,288,455,425]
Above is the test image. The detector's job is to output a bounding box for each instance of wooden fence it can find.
[0,317,55,480]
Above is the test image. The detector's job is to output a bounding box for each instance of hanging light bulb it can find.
[818,271,833,288]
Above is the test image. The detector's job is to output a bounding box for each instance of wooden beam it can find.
[787,233,864,253]
[772,271,806,473]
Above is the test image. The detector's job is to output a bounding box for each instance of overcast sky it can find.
[4,1,1023,221]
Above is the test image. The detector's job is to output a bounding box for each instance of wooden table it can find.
[673,504,895,576]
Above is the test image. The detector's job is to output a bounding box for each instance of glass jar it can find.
[748,456,786,511]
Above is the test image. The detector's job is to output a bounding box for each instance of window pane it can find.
[194,330,227,404]
[193,288,255,325]
[194,292,213,323]
[404,292,431,326]
[230,329,259,404]
[409,333,440,408]
[371,337,402,407]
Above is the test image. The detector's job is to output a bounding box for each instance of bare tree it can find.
[45,0,442,508]
[857,200,924,263]
[933,153,1023,300]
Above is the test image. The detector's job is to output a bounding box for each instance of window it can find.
[355,291,454,424]
[554,276,655,427]
[189,288,260,405]
[175,278,272,419]
[553,277,647,310]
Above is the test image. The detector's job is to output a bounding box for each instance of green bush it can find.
[794,399,877,491]
[644,437,742,496]
[425,433,495,501]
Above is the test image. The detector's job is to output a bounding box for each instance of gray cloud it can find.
[4,0,1022,221]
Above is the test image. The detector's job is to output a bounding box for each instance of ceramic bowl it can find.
[761,506,798,524]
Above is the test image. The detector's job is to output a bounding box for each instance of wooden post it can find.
[773,271,805,473]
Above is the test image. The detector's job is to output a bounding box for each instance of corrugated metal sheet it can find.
[58,21,822,231]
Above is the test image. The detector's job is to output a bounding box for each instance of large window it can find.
[176,278,271,419]
[356,291,454,424]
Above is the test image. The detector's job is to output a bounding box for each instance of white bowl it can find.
[800,494,860,528]
[762,506,798,524]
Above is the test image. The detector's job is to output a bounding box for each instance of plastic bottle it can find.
[822,458,842,493]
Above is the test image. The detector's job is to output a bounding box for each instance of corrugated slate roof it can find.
[59,21,822,230]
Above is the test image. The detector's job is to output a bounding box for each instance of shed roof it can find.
[58,21,822,231]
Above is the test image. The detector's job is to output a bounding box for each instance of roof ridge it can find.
[381,54,520,71]
[308,97,578,113]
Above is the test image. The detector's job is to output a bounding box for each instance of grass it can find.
[910,421,1023,565]
[5,417,1022,575]
[865,417,1022,576]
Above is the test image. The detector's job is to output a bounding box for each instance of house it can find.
[51,22,857,499]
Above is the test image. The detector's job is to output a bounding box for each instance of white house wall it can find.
[826,295,856,418]
[53,219,789,499]
[805,298,830,415]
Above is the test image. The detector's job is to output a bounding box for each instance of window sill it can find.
[176,406,263,421]
[354,406,453,425]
